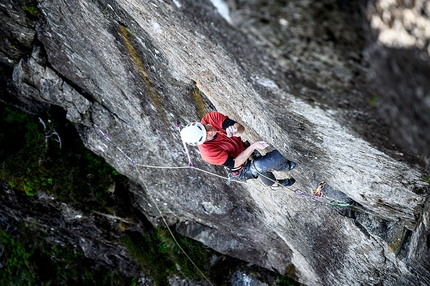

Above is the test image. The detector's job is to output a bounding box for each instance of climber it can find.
[180,111,296,188]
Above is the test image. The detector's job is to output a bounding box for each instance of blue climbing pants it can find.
[236,150,291,186]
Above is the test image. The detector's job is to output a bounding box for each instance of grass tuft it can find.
[22,5,38,16]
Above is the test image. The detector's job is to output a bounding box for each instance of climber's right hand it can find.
[252,141,269,150]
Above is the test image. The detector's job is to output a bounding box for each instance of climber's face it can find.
[204,124,217,141]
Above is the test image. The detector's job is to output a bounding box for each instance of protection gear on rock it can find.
[180,122,206,146]
[280,178,296,186]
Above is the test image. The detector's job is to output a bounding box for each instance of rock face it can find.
[1,0,430,285]
[0,180,144,278]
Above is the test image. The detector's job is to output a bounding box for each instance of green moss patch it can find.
[0,228,132,285]
[0,103,300,285]
[22,5,38,16]
[367,94,379,106]
[122,227,211,285]
[0,104,128,213]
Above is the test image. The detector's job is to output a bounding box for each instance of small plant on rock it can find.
[22,5,38,16]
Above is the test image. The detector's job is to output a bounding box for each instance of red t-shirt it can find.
[198,112,245,165]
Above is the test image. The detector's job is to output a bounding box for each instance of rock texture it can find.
[1,0,430,285]
[0,180,144,277]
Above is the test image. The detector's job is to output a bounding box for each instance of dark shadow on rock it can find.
[365,44,430,159]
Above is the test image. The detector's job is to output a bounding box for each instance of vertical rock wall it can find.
[2,0,430,285]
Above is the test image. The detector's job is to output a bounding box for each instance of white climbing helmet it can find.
[180,122,206,146]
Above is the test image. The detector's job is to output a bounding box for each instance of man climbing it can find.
[180,111,296,188]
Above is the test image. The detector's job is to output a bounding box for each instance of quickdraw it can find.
[94,123,384,226]
[330,201,351,207]
[96,123,355,211]
[94,124,136,165]
[294,180,352,208]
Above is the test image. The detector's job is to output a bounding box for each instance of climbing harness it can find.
[94,122,382,283]
[229,165,245,176]
[180,123,357,210]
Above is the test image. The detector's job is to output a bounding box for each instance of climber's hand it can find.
[226,125,238,137]
[252,141,269,150]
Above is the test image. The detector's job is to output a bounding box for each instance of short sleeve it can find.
[201,112,227,130]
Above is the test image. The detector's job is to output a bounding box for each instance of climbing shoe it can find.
[286,161,297,171]
[270,178,296,190]
[280,177,296,187]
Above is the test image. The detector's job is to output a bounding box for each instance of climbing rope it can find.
[97,118,351,207]
[94,123,378,284]
[132,165,213,285]
[94,124,213,285]
[250,160,352,208]
[95,125,136,165]
[135,162,249,185]
[245,163,392,219]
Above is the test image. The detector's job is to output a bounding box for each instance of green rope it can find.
[329,200,351,207]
